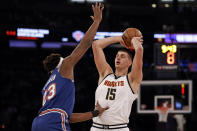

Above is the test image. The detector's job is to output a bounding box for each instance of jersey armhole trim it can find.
[126,75,135,94]
[55,68,74,83]
[98,73,114,86]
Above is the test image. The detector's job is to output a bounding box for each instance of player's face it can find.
[115,51,132,69]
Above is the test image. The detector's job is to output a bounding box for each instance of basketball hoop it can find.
[154,96,174,123]
[156,100,172,122]
[156,106,169,123]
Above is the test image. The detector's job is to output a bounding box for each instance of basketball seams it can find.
[125,30,132,48]
[122,28,142,49]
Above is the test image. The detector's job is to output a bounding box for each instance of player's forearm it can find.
[135,44,143,53]
[69,21,100,65]
[93,36,121,49]
[132,38,144,71]
[134,42,143,51]
[131,46,143,83]
[134,45,143,69]
[69,112,93,123]
[132,37,143,51]
[80,21,100,49]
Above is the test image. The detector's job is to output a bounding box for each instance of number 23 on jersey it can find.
[42,83,56,106]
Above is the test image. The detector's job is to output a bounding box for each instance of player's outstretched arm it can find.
[69,102,108,123]
[92,36,122,83]
[59,3,104,79]
[128,37,143,93]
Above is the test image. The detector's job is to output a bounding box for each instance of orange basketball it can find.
[122,28,142,50]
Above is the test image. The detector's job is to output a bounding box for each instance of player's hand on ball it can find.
[131,37,143,50]
[122,28,142,51]
[95,101,109,116]
[120,36,127,48]
[90,2,104,23]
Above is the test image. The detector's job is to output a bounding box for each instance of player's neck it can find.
[115,68,128,77]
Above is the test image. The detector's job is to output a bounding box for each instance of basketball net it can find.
[156,102,171,123]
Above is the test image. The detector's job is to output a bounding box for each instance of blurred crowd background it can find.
[0,0,197,131]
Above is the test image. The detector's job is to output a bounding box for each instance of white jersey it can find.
[93,73,138,125]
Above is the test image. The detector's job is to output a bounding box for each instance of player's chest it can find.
[96,80,129,99]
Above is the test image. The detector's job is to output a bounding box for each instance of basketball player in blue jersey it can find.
[90,36,143,130]
[32,3,109,131]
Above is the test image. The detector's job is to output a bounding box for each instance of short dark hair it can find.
[118,48,132,60]
[43,53,61,73]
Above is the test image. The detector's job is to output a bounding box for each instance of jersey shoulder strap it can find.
[126,75,135,94]
[98,73,114,86]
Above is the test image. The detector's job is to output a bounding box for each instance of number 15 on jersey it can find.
[106,88,116,100]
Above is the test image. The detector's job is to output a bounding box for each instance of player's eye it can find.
[121,55,125,58]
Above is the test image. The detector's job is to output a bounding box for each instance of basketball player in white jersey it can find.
[91,36,143,130]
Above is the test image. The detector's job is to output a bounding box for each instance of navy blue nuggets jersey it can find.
[32,68,75,131]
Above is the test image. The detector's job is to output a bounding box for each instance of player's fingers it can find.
[95,2,98,9]
[120,40,126,47]
[140,39,143,42]
[98,3,101,9]
[92,4,95,13]
[139,38,143,45]
[135,37,142,42]
[105,106,109,110]
[97,3,100,12]
[139,39,143,43]
[101,6,104,11]
[120,36,126,45]
[90,16,94,20]
[135,37,141,39]
[100,3,104,10]
[131,38,136,43]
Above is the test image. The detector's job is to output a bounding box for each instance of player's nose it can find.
[116,56,120,60]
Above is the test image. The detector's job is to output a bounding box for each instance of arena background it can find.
[1,0,197,130]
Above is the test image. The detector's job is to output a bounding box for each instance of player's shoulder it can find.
[52,68,74,82]
[98,73,114,85]
[102,73,114,79]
